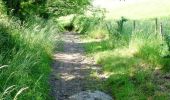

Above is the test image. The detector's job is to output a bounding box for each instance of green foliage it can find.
[84,40,115,54]
[47,0,91,17]
[0,0,92,99]
[105,70,156,100]
[0,16,58,99]
[0,0,91,99]
[1,0,91,20]
[1,0,48,20]
[83,17,170,99]
[73,15,102,34]
[0,0,5,13]
[116,17,128,34]
[72,8,107,39]
[21,0,48,18]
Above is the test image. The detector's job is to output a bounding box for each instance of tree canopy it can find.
[1,0,91,20]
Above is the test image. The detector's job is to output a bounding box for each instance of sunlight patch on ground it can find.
[91,71,114,79]
[61,73,76,81]
[93,46,138,62]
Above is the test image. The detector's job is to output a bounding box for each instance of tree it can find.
[1,0,91,20]
[1,0,47,20]
[47,0,91,17]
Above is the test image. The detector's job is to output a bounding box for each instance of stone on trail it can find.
[69,90,113,100]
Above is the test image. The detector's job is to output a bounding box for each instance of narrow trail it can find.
[50,32,104,100]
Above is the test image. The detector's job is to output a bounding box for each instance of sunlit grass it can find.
[0,16,58,99]
[93,0,170,20]
[83,16,170,99]
[85,36,170,99]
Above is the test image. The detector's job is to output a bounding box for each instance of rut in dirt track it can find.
[50,32,103,100]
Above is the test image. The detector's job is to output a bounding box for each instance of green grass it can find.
[0,15,58,99]
[82,16,170,99]
[74,2,170,98]
[93,0,170,20]
[1,0,170,99]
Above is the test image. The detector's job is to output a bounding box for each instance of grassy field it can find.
[93,0,170,20]
[82,21,170,99]
[77,0,170,99]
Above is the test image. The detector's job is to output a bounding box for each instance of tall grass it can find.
[0,15,58,99]
[81,16,170,99]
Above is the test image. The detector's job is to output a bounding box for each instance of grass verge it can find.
[83,17,170,99]
[0,15,59,99]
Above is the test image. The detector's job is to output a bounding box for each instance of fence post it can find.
[133,20,136,32]
[160,23,164,40]
[155,18,158,34]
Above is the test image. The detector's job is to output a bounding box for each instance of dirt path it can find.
[50,32,103,100]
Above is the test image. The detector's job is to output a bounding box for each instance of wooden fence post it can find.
[133,20,136,32]
[160,23,164,40]
[155,18,158,34]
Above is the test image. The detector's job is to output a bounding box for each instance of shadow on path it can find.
[50,32,106,100]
